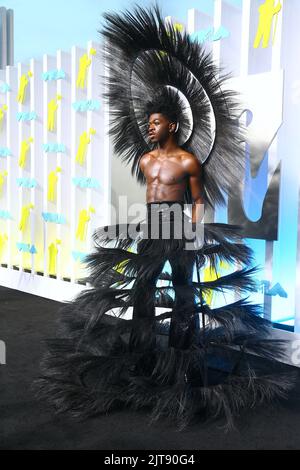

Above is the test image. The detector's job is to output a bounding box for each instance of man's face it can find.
[148,113,176,143]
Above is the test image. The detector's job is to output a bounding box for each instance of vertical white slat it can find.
[17,61,32,273]
[212,0,222,64]
[30,57,44,275]
[42,55,48,278]
[188,8,214,225]
[219,1,243,77]
[87,40,111,249]
[70,46,77,283]
[0,68,7,264]
[187,8,197,34]
[0,69,7,142]
[72,46,88,282]
[103,44,111,227]
[86,42,93,252]
[214,0,234,307]
[0,68,7,267]
[209,0,222,230]
[57,49,72,282]
[6,65,18,268]
[187,6,214,55]
[17,62,22,272]
[248,0,273,74]
[43,55,59,278]
[216,0,244,228]
[29,58,35,274]
[56,52,62,281]
[0,8,7,70]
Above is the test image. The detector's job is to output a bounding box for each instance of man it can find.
[129,100,205,362]
[141,109,204,221]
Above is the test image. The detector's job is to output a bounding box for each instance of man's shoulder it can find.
[139,152,155,170]
[181,151,200,166]
[181,151,202,175]
[140,152,155,162]
[141,150,156,159]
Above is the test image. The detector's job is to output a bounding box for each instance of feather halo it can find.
[99,3,246,207]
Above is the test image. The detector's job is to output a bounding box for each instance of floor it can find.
[0,286,300,450]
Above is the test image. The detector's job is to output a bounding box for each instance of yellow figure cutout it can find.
[18,137,34,169]
[156,50,167,61]
[0,105,8,130]
[0,233,8,259]
[76,206,95,242]
[76,48,96,89]
[166,21,183,38]
[253,0,282,49]
[174,22,184,33]
[47,95,62,132]
[114,247,135,274]
[47,167,62,202]
[17,71,33,104]
[48,239,61,275]
[75,128,96,166]
[0,170,8,196]
[18,203,34,233]
[203,261,229,306]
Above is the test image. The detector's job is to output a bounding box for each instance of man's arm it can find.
[184,154,205,223]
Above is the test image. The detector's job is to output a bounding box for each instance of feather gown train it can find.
[36,202,295,429]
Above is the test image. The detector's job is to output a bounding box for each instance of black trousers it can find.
[129,201,198,353]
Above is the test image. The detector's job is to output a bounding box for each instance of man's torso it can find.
[141,149,194,202]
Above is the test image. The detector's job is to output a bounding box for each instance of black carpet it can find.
[0,285,300,450]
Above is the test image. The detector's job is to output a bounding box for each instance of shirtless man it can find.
[129,107,204,356]
[141,112,205,223]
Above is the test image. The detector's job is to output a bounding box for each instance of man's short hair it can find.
[145,87,182,125]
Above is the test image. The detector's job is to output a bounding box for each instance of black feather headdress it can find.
[100,3,246,207]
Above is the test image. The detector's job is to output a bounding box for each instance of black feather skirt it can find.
[36,202,296,429]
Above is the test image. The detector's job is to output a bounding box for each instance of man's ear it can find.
[169,122,177,134]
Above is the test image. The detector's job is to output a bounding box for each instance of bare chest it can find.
[144,159,186,185]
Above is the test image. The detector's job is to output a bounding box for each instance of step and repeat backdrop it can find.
[0,41,111,300]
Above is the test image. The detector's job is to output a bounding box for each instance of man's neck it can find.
[157,136,180,155]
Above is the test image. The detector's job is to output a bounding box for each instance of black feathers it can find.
[100,3,246,207]
[34,219,297,430]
